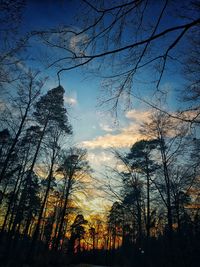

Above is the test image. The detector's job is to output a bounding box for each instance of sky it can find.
[21,3,187,159]
[17,0,150,213]
[4,0,197,214]
[19,1,152,159]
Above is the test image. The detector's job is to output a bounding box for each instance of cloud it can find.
[64,94,77,106]
[181,109,200,122]
[82,106,197,170]
[125,109,151,121]
[98,111,117,132]
[87,151,114,168]
[69,34,88,55]
[99,122,114,132]
[82,132,140,149]
[82,109,151,149]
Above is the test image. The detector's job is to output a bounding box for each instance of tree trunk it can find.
[0,100,31,183]
[145,154,150,238]
[160,135,173,239]
[54,178,71,251]
[1,167,22,233]
[11,119,48,237]
[31,152,55,247]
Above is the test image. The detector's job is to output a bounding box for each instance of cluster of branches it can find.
[105,111,200,266]
[1,0,199,123]
[27,0,199,123]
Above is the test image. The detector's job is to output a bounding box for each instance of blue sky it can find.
[15,0,196,178]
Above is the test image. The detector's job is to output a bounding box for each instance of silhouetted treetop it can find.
[33,85,72,134]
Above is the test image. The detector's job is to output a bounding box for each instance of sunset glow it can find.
[0,1,199,267]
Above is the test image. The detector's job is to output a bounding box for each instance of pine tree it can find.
[29,85,72,254]
[127,140,158,238]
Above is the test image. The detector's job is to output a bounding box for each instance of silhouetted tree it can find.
[54,148,91,251]
[0,72,43,184]
[68,214,88,254]
[29,85,72,251]
[127,139,159,237]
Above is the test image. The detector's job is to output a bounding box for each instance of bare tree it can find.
[33,0,200,121]
[53,147,91,251]
[141,110,198,239]
[0,72,44,184]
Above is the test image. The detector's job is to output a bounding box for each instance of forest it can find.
[0,1,200,267]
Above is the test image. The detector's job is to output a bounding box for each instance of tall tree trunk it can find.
[160,135,173,239]
[23,209,33,237]
[31,152,55,247]
[54,178,71,251]
[11,119,48,237]
[7,144,31,233]
[145,154,150,238]
[7,163,27,234]
[1,167,22,233]
[0,100,31,183]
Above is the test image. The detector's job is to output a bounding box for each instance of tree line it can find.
[0,82,199,267]
[105,111,200,267]
[0,72,94,266]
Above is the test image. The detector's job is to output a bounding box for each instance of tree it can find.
[111,149,145,247]
[37,0,200,122]
[0,125,42,234]
[25,85,72,204]
[0,72,44,184]
[31,127,68,244]
[108,202,125,250]
[140,110,198,240]
[29,85,72,251]
[68,214,88,254]
[10,171,40,238]
[53,148,91,251]
[0,129,11,165]
[126,139,158,238]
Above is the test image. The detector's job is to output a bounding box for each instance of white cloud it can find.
[82,109,151,149]
[69,34,88,55]
[97,111,117,132]
[88,151,114,166]
[99,122,114,132]
[64,94,77,106]
[125,109,151,122]
[82,132,140,149]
